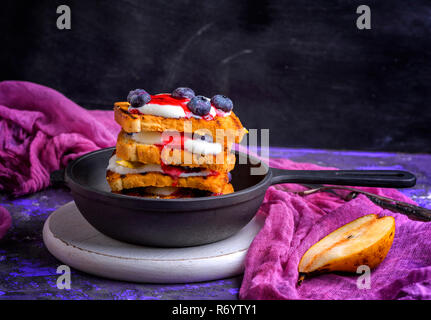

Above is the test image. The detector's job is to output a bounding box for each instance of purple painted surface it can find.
[0,147,430,300]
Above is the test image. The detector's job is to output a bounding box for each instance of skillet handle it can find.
[270,169,416,188]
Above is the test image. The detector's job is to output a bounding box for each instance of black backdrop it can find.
[1,0,430,153]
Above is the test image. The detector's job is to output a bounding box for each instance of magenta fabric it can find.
[240,157,431,300]
[0,81,120,238]
[0,81,120,196]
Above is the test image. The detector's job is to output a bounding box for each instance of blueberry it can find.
[172,87,195,99]
[211,94,233,112]
[187,96,211,116]
[127,89,151,108]
[199,134,213,143]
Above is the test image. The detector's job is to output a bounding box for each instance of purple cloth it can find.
[240,157,431,300]
[0,81,120,238]
[0,81,119,195]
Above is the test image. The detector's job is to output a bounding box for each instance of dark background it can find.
[1,0,430,153]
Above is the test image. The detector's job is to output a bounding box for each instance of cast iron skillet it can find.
[55,147,416,247]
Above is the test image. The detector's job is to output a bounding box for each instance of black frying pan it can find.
[55,147,416,247]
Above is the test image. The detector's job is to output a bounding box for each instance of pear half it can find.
[298,214,395,276]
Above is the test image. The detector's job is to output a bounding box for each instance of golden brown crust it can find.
[219,183,234,194]
[106,170,229,194]
[114,102,247,144]
[116,132,236,171]
[112,184,234,199]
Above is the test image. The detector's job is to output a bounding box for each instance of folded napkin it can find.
[0,81,120,237]
[240,157,431,300]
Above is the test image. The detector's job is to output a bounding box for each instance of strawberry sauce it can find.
[154,132,186,151]
[150,94,194,118]
[160,161,219,179]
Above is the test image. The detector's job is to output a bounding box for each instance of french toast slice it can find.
[106,170,230,194]
[116,131,236,171]
[114,102,247,143]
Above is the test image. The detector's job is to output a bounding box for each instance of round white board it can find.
[43,201,264,284]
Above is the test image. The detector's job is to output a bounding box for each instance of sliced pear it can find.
[298,214,395,277]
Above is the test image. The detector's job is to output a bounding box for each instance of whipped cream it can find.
[135,103,186,119]
[107,155,213,177]
[127,131,223,155]
[184,138,222,155]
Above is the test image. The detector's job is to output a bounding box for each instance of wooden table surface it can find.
[1,147,430,300]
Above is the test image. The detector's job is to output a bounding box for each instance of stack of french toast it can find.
[106,87,247,198]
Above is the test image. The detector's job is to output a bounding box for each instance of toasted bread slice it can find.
[113,184,234,199]
[116,131,236,171]
[107,170,230,194]
[114,102,247,143]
